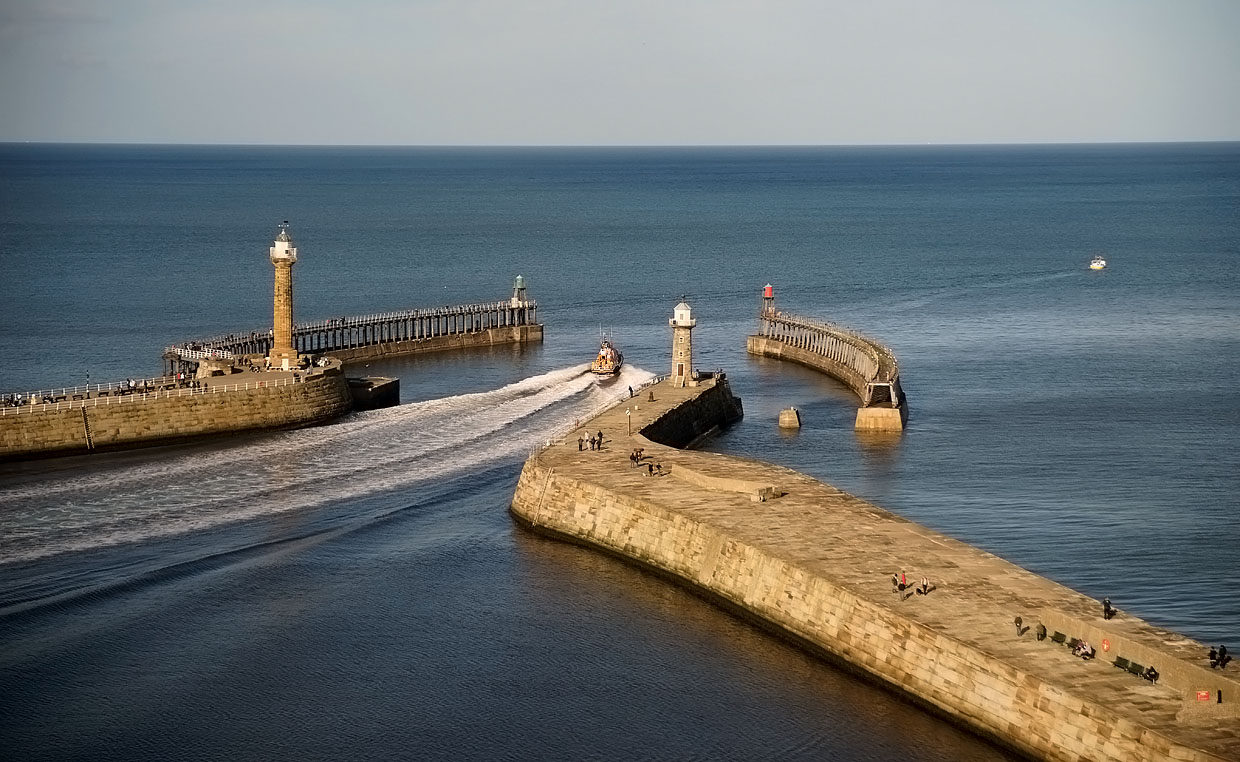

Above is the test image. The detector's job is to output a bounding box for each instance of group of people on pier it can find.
[578,431,605,451]
[891,570,933,598]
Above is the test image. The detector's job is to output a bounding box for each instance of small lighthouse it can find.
[511,274,527,307]
[669,298,696,388]
[762,283,775,316]
[267,221,300,371]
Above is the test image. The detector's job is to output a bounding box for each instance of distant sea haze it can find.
[0,143,1236,762]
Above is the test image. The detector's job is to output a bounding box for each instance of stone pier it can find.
[748,287,906,432]
[511,376,1237,762]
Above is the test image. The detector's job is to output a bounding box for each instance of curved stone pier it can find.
[747,308,906,432]
[511,376,1236,762]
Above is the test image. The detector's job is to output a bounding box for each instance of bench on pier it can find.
[1067,637,1081,651]
[1127,661,1146,678]
[1050,631,1066,645]
[1113,656,1130,671]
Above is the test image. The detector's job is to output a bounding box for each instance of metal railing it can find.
[164,299,539,364]
[296,300,534,332]
[178,300,537,349]
[170,347,235,361]
[1,374,312,417]
[3,375,184,407]
[762,310,899,382]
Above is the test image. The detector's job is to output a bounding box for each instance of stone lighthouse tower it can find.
[267,221,300,371]
[669,298,696,388]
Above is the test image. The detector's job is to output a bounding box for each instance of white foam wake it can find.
[0,364,655,565]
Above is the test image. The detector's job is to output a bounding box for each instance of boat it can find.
[1089,254,1107,270]
[589,335,623,378]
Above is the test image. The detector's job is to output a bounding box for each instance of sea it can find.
[0,143,1237,761]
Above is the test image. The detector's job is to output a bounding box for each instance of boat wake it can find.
[0,363,655,569]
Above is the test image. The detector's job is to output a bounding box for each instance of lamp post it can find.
[626,408,631,435]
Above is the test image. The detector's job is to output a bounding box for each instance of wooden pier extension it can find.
[166,288,540,376]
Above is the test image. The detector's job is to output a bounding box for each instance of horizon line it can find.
[2,139,1239,149]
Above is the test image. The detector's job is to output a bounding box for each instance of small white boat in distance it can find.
[1089,254,1107,271]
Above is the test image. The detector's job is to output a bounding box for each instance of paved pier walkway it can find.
[537,379,1237,761]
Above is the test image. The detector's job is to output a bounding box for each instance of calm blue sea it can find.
[0,144,1237,761]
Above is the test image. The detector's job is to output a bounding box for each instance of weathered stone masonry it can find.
[0,367,351,461]
[511,378,1233,762]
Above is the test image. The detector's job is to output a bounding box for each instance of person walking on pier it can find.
[578,435,584,451]
[628,385,634,399]
[1103,598,1116,620]
[596,430,604,450]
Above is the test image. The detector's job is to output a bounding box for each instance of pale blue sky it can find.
[1,0,1237,144]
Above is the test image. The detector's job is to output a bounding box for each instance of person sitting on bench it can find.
[1143,665,1159,683]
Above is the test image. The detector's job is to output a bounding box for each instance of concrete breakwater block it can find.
[854,405,903,432]
[347,376,400,411]
[778,407,801,429]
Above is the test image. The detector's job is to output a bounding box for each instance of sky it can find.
[1,0,1237,145]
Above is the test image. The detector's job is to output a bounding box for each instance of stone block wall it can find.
[747,334,869,398]
[0,407,91,458]
[0,369,352,461]
[637,378,743,448]
[509,379,1225,762]
[511,466,1224,762]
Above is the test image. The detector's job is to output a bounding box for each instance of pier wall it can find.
[331,324,543,365]
[0,367,351,461]
[747,311,906,432]
[511,380,1228,762]
[747,334,869,397]
[637,376,744,448]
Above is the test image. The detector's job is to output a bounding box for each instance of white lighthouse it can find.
[669,299,696,388]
